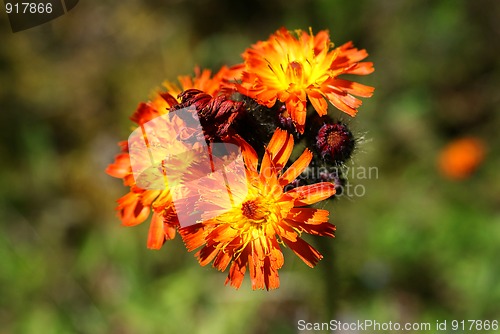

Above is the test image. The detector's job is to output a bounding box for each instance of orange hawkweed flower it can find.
[238,28,374,133]
[438,137,485,180]
[181,129,336,290]
[164,65,243,99]
[107,96,179,249]
[107,65,243,249]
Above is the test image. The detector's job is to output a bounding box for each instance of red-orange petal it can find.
[213,250,232,272]
[282,237,323,268]
[346,62,375,75]
[324,92,358,117]
[269,238,285,270]
[285,208,336,237]
[261,129,293,177]
[129,102,160,126]
[279,149,312,186]
[286,182,336,206]
[196,244,219,267]
[106,153,131,179]
[225,251,248,289]
[164,222,176,240]
[308,90,328,116]
[231,134,258,172]
[328,79,375,98]
[147,212,166,250]
[117,192,151,226]
[286,97,307,133]
[263,256,280,290]
[179,224,206,252]
[332,41,370,65]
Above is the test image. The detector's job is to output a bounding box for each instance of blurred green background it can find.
[1,0,499,333]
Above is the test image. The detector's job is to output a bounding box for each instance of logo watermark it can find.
[128,107,379,227]
[284,164,379,198]
[128,107,248,228]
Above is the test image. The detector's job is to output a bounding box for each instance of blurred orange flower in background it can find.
[438,137,486,180]
[237,28,374,133]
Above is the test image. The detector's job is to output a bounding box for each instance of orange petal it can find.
[325,92,358,117]
[164,222,176,240]
[282,237,323,268]
[269,238,285,270]
[147,212,165,250]
[151,190,173,212]
[287,98,307,132]
[287,208,330,225]
[346,61,375,75]
[206,224,238,244]
[285,208,336,237]
[213,251,232,272]
[196,244,219,267]
[328,79,374,98]
[141,190,162,207]
[232,134,258,172]
[117,192,151,226]
[106,153,131,179]
[333,41,370,64]
[248,251,265,290]
[263,256,280,290]
[274,135,294,170]
[129,102,160,126]
[265,128,290,158]
[308,90,328,116]
[312,29,331,54]
[179,224,206,252]
[261,129,293,177]
[225,250,248,289]
[286,182,336,206]
[279,149,312,186]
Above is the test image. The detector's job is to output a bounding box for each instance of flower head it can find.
[107,92,180,249]
[316,121,355,163]
[237,28,374,133]
[106,65,244,249]
[107,27,374,290]
[170,88,245,141]
[181,129,336,290]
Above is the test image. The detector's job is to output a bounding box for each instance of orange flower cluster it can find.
[107,28,374,290]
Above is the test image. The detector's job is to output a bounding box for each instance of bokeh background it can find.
[1,0,499,333]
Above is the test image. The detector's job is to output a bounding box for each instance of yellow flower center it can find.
[226,193,283,253]
[327,130,343,148]
[230,184,283,232]
[269,53,331,94]
[285,61,304,85]
[213,176,294,255]
[241,199,268,222]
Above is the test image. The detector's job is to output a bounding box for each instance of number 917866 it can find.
[451,320,498,331]
[6,2,53,14]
